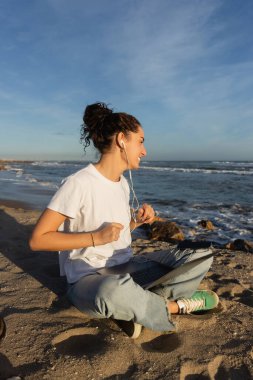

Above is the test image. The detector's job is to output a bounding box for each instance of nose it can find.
[142,145,147,157]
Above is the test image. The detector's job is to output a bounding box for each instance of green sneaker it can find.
[177,290,219,314]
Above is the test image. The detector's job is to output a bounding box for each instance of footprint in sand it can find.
[216,282,253,307]
[180,355,252,380]
[216,283,245,298]
[103,364,138,380]
[52,327,108,358]
[209,273,240,285]
[179,361,209,379]
[140,331,181,353]
[227,262,244,269]
[237,288,253,307]
[209,355,252,380]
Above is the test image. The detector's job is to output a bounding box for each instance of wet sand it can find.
[0,202,252,379]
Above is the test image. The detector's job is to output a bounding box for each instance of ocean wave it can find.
[140,166,253,175]
[31,161,66,167]
[0,176,56,189]
[212,161,253,166]
[211,161,238,165]
[31,161,82,167]
[4,165,24,174]
[27,177,38,183]
[25,175,57,188]
[38,181,58,188]
[0,178,23,183]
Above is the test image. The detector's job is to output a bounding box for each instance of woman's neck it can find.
[94,153,126,182]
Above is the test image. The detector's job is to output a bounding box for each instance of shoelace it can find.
[178,297,205,314]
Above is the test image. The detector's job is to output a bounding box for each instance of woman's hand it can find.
[94,223,124,245]
[136,203,155,224]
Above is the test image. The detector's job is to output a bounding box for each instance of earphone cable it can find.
[122,145,139,230]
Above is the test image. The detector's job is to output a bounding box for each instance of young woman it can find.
[30,102,218,338]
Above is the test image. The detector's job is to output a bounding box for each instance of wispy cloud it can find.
[92,0,253,147]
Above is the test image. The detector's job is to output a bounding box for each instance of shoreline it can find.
[0,159,34,171]
[0,198,36,210]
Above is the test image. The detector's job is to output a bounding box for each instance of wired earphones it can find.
[121,140,140,230]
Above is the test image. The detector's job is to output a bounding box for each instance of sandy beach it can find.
[0,203,252,380]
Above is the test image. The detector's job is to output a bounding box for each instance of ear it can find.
[116,132,125,148]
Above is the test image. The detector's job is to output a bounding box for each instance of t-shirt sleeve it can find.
[47,176,84,218]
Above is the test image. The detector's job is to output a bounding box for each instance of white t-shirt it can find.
[47,163,132,283]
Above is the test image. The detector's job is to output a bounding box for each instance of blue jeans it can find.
[67,247,213,332]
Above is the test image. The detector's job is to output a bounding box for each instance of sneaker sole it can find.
[112,319,142,339]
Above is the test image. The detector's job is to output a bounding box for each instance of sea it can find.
[0,160,252,245]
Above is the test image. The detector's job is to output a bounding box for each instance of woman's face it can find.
[124,126,147,169]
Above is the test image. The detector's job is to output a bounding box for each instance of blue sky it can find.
[0,0,253,161]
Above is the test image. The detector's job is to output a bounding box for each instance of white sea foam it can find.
[5,165,24,174]
[39,181,58,188]
[26,175,57,188]
[32,161,63,166]
[160,201,252,243]
[0,178,22,182]
[212,161,233,164]
[31,161,81,167]
[212,161,253,166]
[140,166,253,175]
[27,177,38,183]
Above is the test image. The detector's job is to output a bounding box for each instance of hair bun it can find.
[83,102,113,133]
[81,101,140,154]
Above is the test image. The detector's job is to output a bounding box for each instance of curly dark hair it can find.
[80,102,141,153]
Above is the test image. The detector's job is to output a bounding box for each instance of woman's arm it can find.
[29,208,123,251]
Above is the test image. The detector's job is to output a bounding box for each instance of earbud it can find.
[121,140,125,148]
